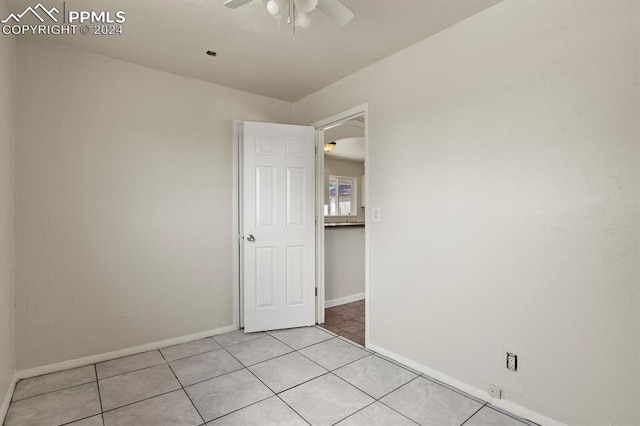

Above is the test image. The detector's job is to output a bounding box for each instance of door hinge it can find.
[315,287,318,297]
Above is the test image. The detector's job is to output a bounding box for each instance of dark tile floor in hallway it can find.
[320,300,365,345]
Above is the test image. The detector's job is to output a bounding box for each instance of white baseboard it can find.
[1,374,17,424]
[368,343,565,426]
[15,324,238,381]
[325,293,365,309]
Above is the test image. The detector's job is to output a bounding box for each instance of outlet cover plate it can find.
[506,352,518,371]
[488,384,502,399]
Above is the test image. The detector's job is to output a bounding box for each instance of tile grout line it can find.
[459,404,487,426]
[330,399,421,426]
[91,334,318,418]
[212,333,270,350]
[54,369,104,426]
[335,335,370,352]
[218,345,312,425]
[374,376,430,425]
[160,348,207,426]
[58,413,105,426]
[419,374,487,405]
[328,370,380,400]
[250,338,348,424]
[97,355,166,380]
[94,364,105,418]
[171,365,246,389]
[9,378,97,404]
[275,370,334,396]
[292,338,370,374]
[375,400,423,425]
[98,362,173,383]
[267,327,335,352]
[9,327,527,426]
[328,400,378,426]
[226,334,296,367]
[100,389,183,414]
[372,352,423,377]
[482,404,538,426]
[245,337,389,426]
[327,366,426,423]
[97,333,261,383]
[160,338,223,363]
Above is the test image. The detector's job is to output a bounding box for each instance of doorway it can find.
[312,105,369,347]
[232,105,369,346]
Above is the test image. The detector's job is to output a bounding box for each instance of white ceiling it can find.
[8,0,503,101]
[326,137,364,162]
[324,119,364,161]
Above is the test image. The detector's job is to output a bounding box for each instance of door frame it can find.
[232,105,370,347]
[312,104,370,347]
[232,120,243,330]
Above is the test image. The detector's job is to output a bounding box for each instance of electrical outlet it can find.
[506,352,518,371]
[488,384,502,399]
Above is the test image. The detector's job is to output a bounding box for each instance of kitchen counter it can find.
[324,222,365,227]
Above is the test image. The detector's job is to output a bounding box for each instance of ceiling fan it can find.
[223,0,354,31]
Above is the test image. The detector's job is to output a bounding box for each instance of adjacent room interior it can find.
[0,0,638,425]
[320,116,367,345]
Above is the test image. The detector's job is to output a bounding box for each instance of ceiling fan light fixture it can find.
[266,0,280,15]
[225,0,354,30]
[295,10,313,28]
[295,0,318,14]
[324,141,337,152]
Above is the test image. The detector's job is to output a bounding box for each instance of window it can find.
[325,175,357,216]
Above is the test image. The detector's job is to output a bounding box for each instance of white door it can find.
[242,121,316,332]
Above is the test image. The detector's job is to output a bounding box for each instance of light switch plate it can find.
[372,207,381,222]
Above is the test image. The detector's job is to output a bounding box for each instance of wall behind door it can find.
[15,39,293,370]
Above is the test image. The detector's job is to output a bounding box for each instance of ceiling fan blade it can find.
[279,0,294,32]
[316,0,353,26]
[224,0,254,9]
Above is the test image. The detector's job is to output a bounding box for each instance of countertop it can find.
[324,222,365,228]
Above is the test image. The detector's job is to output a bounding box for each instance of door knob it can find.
[246,234,256,242]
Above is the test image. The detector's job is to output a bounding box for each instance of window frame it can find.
[324,174,358,217]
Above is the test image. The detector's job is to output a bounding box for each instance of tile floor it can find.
[320,300,365,346]
[4,326,535,426]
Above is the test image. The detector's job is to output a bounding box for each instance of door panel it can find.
[242,121,316,332]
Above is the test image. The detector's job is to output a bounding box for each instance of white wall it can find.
[294,1,640,424]
[15,39,292,370]
[325,227,365,304]
[0,0,16,416]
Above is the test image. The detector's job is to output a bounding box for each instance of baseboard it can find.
[1,374,17,424]
[16,324,238,381]
[325,293,365,309]
[367,343,565,426]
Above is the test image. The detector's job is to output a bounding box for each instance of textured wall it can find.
[294,1,640,424]
[15,39,292,370]
[0,0,16,415]
[325,227,365,303]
